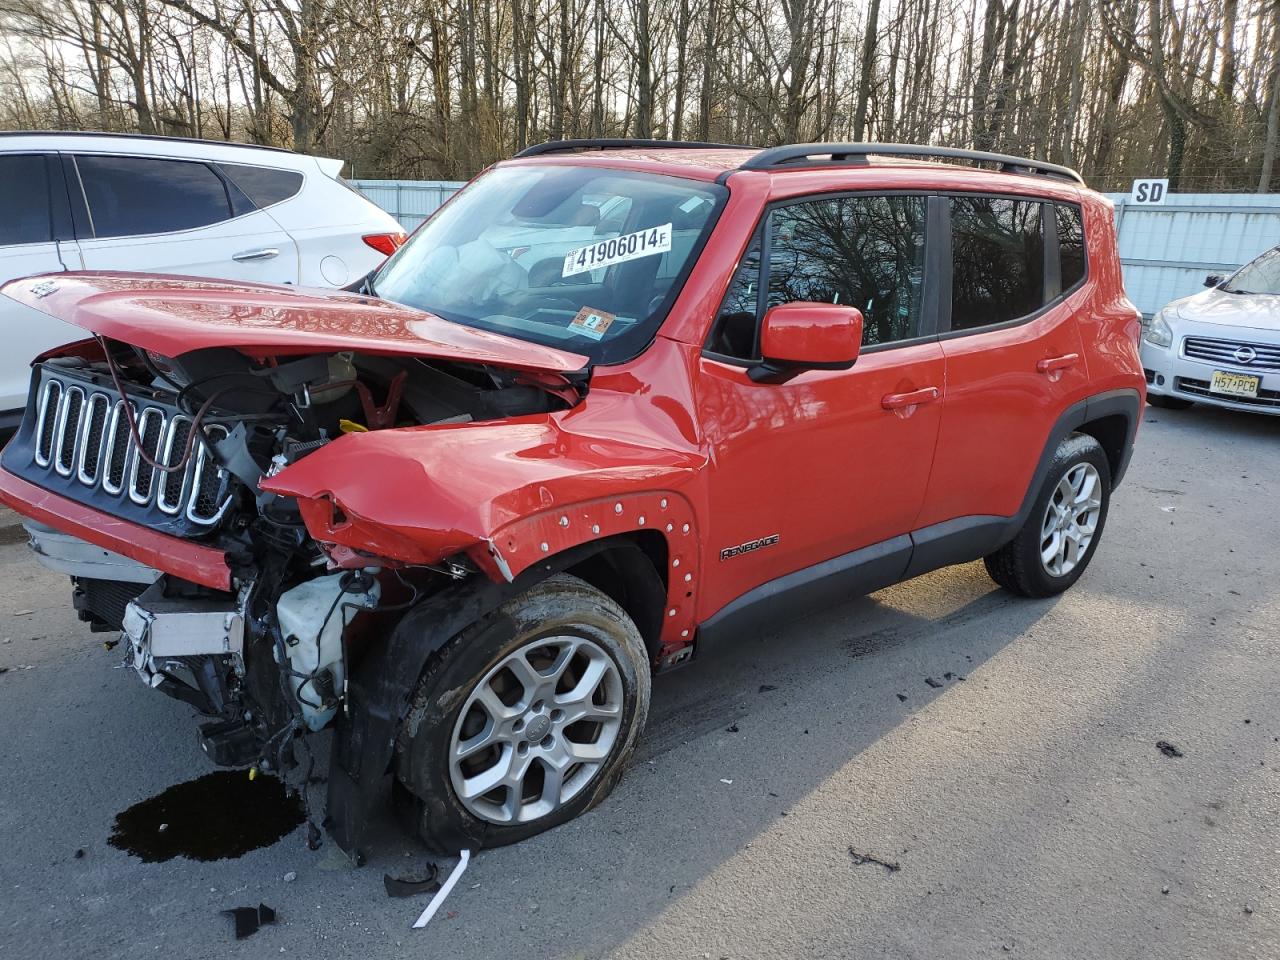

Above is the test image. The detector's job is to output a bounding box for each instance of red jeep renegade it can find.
[0,141,1144,859]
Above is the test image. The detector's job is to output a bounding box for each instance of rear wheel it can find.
[394,574,651,853]
[984,433,1111,598]
[1147,394,1193,410]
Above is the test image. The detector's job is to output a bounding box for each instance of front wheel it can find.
[984,433,1112,598]
[394,574,651,853]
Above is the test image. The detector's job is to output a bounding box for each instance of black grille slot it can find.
[36,380,61,464]
[131,410,166,501]
[56,388,83,473]
[189,426,230,521]
[106,405,131,491]
[160,419,193,511]
[79,395,110,482]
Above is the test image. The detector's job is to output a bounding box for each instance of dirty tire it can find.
[393,574,651,854]
[1146,394,1193,410]
[983,432,1112,598]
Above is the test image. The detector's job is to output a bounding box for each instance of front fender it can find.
[260,417,703,587]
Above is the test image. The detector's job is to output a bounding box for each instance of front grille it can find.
[1182,336,1280,372]
[28,373,233,525]
[1175,376,1280,409]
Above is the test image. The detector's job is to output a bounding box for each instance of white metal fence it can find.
[352,179,1279,318]
[349,179,465,232]
[1102,193,1280,316]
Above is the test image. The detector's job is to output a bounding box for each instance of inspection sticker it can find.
[562,223,672,278]
[568,306,617,340]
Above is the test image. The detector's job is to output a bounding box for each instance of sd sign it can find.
[1130,178,1169,204]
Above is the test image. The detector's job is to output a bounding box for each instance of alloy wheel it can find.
[448,635,625,824]
[1039,462,1103,577]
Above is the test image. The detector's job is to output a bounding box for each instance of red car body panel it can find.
[0,151,1145,669]
[0,466,231,590]
[2,272,590,373]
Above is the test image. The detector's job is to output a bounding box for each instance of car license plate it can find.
[1209,370,1260,398]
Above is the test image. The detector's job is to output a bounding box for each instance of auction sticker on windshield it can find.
[562,223,672,278]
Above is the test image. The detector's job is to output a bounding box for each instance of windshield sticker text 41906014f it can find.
[562,223,672,278]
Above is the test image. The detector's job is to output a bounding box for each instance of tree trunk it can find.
[852,0,880,141]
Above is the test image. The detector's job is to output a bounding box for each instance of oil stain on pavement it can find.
[108,770,305,862]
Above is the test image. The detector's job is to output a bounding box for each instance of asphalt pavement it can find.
[1,402,1278,959]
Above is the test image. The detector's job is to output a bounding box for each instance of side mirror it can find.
[1204,274,1224,288]
[749,302,863,383]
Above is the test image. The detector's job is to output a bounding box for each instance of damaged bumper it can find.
[0,464,231,590]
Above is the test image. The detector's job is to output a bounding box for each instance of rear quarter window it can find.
[218,164,304,208]
[75,155,233,238]
[1056,203,1086,291]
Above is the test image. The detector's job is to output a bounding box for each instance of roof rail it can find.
[0,130,296,155]
[515,138,753,158]
[739,142,1085,185]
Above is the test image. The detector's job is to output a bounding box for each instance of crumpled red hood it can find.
[2,271,589,373]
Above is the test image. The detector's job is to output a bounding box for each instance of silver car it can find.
[1141,245,1280,414]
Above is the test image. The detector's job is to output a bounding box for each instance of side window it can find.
[76,155,233,238]
[218,163,304,208]
[1056,203,1086,291]
[767,196,926,347]
[949,196,1045,330]
[708,194,927,360]
[0,154,53,245]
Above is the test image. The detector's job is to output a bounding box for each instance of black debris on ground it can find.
[896,693,908,703]
[222,903,277,940]
[943,671,966,682]
[848,847,900,873]
[73,848,85,860]
[758,684,777,693]
[924,677,943,689]
[306,821,323,851]
[1156,740,1185,758]
[383,864,441,898]
[726,723,740,733]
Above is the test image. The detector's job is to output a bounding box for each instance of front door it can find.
[696,192,945,618]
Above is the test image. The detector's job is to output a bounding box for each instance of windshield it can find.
[372,165,726,363]
[1223,247,1280,295]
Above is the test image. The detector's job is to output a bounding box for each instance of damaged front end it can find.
[2,328,586,805]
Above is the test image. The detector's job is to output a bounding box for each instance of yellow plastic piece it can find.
[248,767,258,781]
[339,419,368,433]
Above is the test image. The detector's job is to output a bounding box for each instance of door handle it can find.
[232,247,280,262]
[881,386,941,410]
[1036,353,1079,375]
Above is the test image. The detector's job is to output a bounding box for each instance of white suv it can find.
[0,132,405,424]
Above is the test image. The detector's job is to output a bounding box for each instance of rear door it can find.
[915,194,1091,533]
[69,153,299,285]
[696,192,946,616]
[0,152,86,415]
